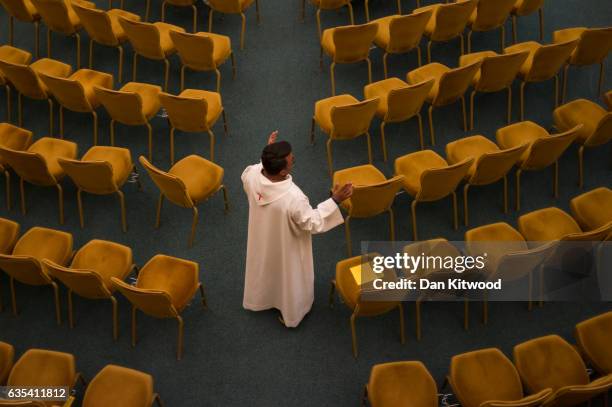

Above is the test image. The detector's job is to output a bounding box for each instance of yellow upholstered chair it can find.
[0,46,32,121]
[0,123,32,209]
[0,218,19,312]
[118,18,185,90]
[446,135,527,225]
[467,0,514,53]
[111,254,206,360]
[30,0,96,68]
[94,82,161,161]
[332,165,403,256]
[0,57,71,134]
[414,0,477,63]
[510,0,544,43]
[329,254,404,358]
[207,0,260,50]
[575,311,612,375]
[159,89,227,164]
[459,50,529,129]
[169,30,235,92]
[161,0,197,33]
[311,95,379,177]
[83,364,163,407]
[58,146,137,232]
[570,187,612,231]
[449,348,552,407]
[0,226,72,323]
[364,78,434,159]
[73,5,141,82]
[394,150,473,240]
[363,361,437,407]
[406,60,481,146]
[553,99,612,188]
[0,137,77,223]
[504,40,578,120]
[320,23,378,96]
[0,342,14,385]
[139,155,228,247]
[0,0,41,58]
[496,121,580,210]
[42,239,134,340]
[39,68,113,144]
[513,335,612,407]
[371,10,432,77]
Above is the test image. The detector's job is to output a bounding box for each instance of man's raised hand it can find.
[332,183,353,204]
[267,130,279,145]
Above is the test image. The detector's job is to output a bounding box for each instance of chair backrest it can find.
[119,18,164,59]
[0,59,47,99]
[39,72,92,112]
[170,31,215,70]
[207,0,241,13]
[521,124,581,170]
[13,226,72,262]
[476,51,529,92]
[0,146,57,186]
[330,97,379,140]
[94,85,146,125]
[8,349,76,387]
[526,40,578,82]
[570,187,612,231]
[0,123,32,166]
[159,91,209,132]
[43,259,111,298]
[575,311,612,375]
[0,46,32,82]
[30,0,76,34]
[584,112,612,147]
[58,157,117,194]
[0,254,49,285]
[331,23,378,63]
[0,0,38,22]
[513,0,544,16]
[418,158,473,201]
[73,4,117,46]
[0,217,20,255]
[469,143,527,185]
[385,79,434,122]
[430,0,477,41]
[471,0,515,30]
[569,28,612,65]
[138,156,193,207]
[434,61,481,106]
[386,10,432,53]
[368,361,438,407]
[494,240,555,282]
[112,277,177,317]
[82,365,154,407]
[0,341,14,386]
[347,175,404,218]
[518,207,582,242]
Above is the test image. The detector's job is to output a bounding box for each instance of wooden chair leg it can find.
[56,183,64,224]
[117,190,127,232]
[111,296,118,340]
[350,312,358,358]
[52,282,61,325]
[176,315,184,360]
[189,206,199,247]
[77,189,84,228]
[155,193,164,228]
[131,306,137,347]
[68,289,74,328]
[411,200,418,241]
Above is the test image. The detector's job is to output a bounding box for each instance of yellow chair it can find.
[553,98,612,188]
[30,0,96,68]
[446,135,527,226]
[575,311,612,375]
[414,0,477,63]
[0,342,14,385]
[364,78,433,159]
[0,0,41,58]
[0,45,32,121]
[207,0,260,50]
[139,155,229,247]
[42,239,134,340]
[510,0,544,44]
[73,4,141,83]
[111,254,206,360]
[0,123,32,209]
[83,364,163,407]
[504,40,578,120]
[467,0,515,53]
[449,348,552,407]
[0,57,72,134]
[513,335,612,407]
[0,137,77,223]
[570,187,612,231]
[39,68,113,144]
[459,50,529,129]
[329,254,404,358]
[0,218,20,313]
[94,82,161,162]
[0,226,72,324]
[320,23,378,96]
[118,18,185,91]
[58,146,137,232]
[406,60,481,145]
[496,121,580,210]
[169,30,235,92]
[311,95,379,177]
[363,361,437,407]
[159,89,227,164]
[161,0,197,33]
[371,10,432,78]
[332,165,403,256]
[394,150,473,240]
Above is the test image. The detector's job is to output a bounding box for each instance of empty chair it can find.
[159,89,228,164]
[553,98,612,188]
[406,60,481,145]
[467,0,514,53]
[111,254,206,360]
[0,218,20,312]
[0,45,32,121]
[496,121,580,210]
[513,335,612,407]
[575,311,612,375]
[42,239,134,340]
[363,361,437,407]
[169,30,235,92]
[332,165,404,255]
[58,146,138,232]
[0,137,77,223]
[0,226,72,323]
[310,95,379,177]
[394,150,473,240]
[73,4,141,83]
[371,10,432,77]
[504,40,578,120]
[207,0,260,50]
[0,342,14,385]
[511,0,544,43]
[320,23,378,96]
[119,18,185,91]
[39,68,113,144]
[459,50,529,129]
[570,187,612,231]
[446,135,527,225]
[161,0,197,33]
[139,155,229,247]
[94,82,161,161]
[0,123,32,209]
[0,0,41,58]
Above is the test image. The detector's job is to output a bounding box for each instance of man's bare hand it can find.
[332,183,353,203]
[267,130,279,145]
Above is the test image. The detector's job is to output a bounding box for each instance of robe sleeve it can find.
[290,196,344,235]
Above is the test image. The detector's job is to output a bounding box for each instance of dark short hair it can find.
[261,141,292,175]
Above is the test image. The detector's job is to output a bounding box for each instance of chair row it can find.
[0,343,163,406]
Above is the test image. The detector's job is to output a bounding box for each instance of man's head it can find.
[261,141,294,177]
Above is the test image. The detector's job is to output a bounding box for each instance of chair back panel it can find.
[170,31,215,70]
[522,125,580,170]
[30,0,75,34]
[0,60,46,99]
[59,158,116,194]
[471,0,515,30]
[330,98,378,139]
[368,361,438,407]
[94,86,146,125]
[418,158,473,201]
[386,79,434,122]
[159,91,208,132]
[207,0,241,14]
[514,0,544,16]
[119,18,163,59]
[40,73,91,112]
[43,259,110,299]
[571,28,612,65]
[431,0,476,41]
[0,147,56,186]
[73,5,117,46]
[387,10,432,53]
[332,23,377,63]
[435,61,481,106]
[0,254,49,285]
[139,156,193,207]
[347,175,404,218]
[527,40,577,82]
[585,113,612,147]
[477,51,529,92]
[0,0,38,21]
[470,144,527,185]
[112,277,177,318]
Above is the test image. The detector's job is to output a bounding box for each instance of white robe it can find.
[241,163,344,327]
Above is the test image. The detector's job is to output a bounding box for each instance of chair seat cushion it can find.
[120,82,162,119]
[332,164,387,212]
[570,187,612,231]
[195,32,232,65]
[459,50,497,84]
[70,69,114,107]
[82,145,133,187]
[0,46,32,85]
[364,77,410,118]
[394,150,448,196]
[496,120,547,162]
[169,155,223,203]
[30,58,73,92]
[314,94,359,134]
[504,41,541,77]
[445,134,499,176]
[27,137,78,179]
[406,62,449,101]
[108,9,141,42]
[153,22,185,55]
[518,207,582,242]
[179,89,223,127]
[553,99,607,145]
[83,364,154,407]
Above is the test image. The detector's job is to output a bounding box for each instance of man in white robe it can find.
[242,131,353,327]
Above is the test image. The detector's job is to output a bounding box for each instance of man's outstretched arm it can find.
[290,184,353,234]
